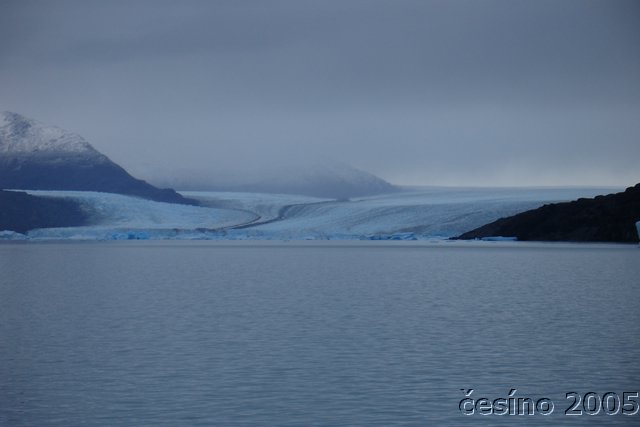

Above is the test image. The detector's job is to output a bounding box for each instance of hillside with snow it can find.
[0,112,192,204]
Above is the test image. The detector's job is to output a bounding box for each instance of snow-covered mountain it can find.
[152,160,399,199]
[0,112,193,204]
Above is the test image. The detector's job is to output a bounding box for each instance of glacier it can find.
[22,191,255,240]
[1,187,618,241]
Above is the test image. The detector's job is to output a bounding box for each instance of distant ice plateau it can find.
[1,187,618,241]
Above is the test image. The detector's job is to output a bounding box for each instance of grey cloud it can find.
[0,0,638,187]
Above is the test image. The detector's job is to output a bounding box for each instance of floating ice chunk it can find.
[0,230,28,240]
[363,232,417,240]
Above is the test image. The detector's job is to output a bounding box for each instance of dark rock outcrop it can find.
[0,190,88,233]
[455,184,640,243]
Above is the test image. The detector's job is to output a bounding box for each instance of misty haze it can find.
[1,0,639,188]
[1,1,639,426]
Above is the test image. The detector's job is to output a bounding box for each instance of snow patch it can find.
[0,111,103,158]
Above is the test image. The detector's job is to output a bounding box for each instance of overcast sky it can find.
[1,0,639,186]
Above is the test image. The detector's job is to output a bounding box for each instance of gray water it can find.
[1,241,638,426]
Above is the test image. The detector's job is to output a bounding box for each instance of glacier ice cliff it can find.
[0,187,618,241]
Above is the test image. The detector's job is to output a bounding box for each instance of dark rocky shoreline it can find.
[455,184,640,243]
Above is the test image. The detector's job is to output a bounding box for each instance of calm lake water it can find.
[1,241,639,426]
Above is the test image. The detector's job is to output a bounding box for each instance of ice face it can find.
[0,230,28,240]
[16,187,614,241]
